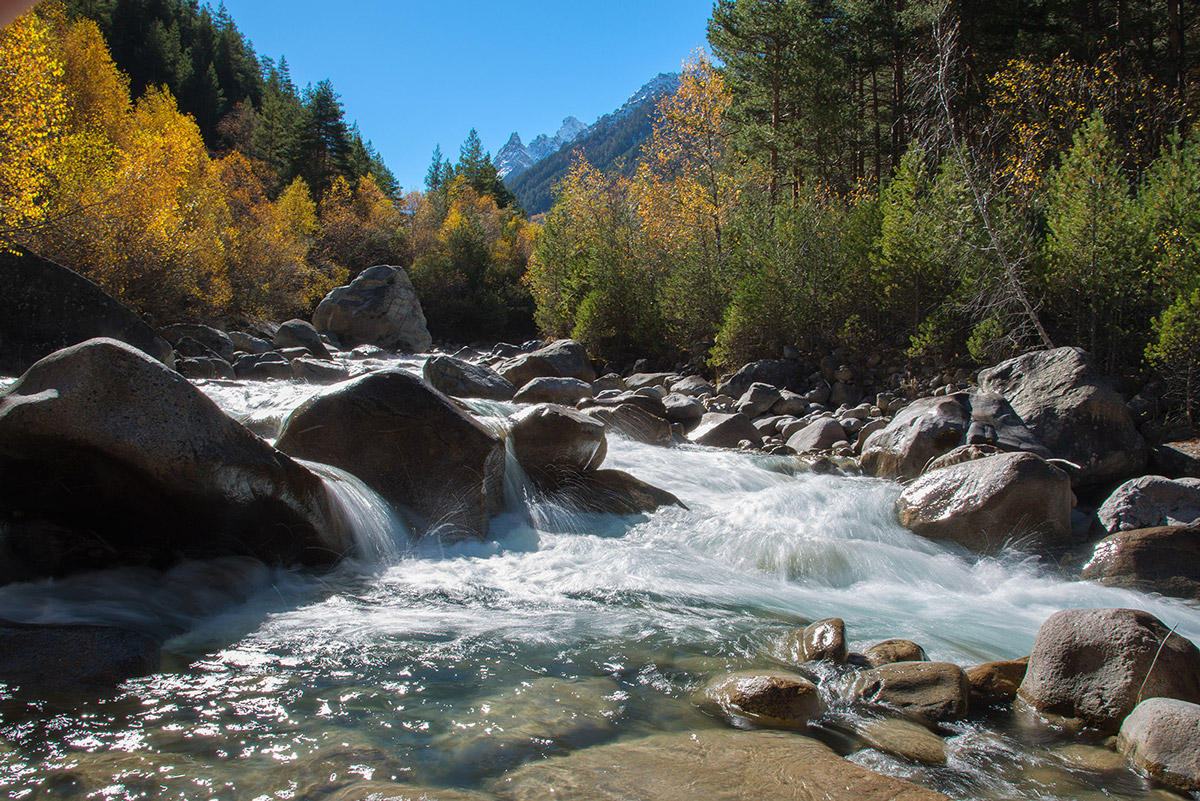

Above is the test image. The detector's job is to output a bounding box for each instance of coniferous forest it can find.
[1,0,1199,420]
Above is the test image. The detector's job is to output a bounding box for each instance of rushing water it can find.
[0,361,1198,800]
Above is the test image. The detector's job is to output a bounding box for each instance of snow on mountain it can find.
[496,116,588,179]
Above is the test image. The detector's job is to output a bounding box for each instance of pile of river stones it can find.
[4,252,1200,798]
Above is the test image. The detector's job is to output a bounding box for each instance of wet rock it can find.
[786,418,847,453]
[966,656,1029,707]
[1096,475,1200,534]
[1118,697,1200,793]
[0,339,351,578]
[498,339,595,387]
[490,729,951,800]
[861,395,971,480]
[584,403,672,447]
[702,671,826,729]
[274,318,332,360]
[688,412,763,449]
[895,452,1073,554]
[545,469,684,515]
[434,677,625,781]
[1018,607,1200,733]
[513,376,593,405]
[0,620,159,690]
[176,356,235,380]
[854,662,970,724]
[864,639,928,667]
[978,347,1147,486]
[783,617,848,664]
[509,404,608,489]
[1081,524,1200,600]
[276,370,504,541]
[275,745,411,799]
[0,245,174,375]
[313,265,432,353]
[855,717,948,765]
[423,354,516,401]
[291,356,351,385]
[233,351,293,381]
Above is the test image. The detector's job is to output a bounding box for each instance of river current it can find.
[0,358,1196,800]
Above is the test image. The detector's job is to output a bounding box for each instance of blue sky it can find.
[219,0,715,194]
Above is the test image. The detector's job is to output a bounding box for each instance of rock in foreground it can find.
[489,729,950,801]
[1118,697,1200,793]
[0,339,351,581]
[1082,523,1200,600]
[0,620,160,691]
[702,670,826,729]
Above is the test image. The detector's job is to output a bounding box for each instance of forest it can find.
[527,0,1200,422]
[1,0,1198,420]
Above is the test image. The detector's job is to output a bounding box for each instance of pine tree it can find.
[296,78,351,199]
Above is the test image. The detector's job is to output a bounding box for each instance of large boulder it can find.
[512,376,593,405]
[861,392,1048,481]
[0,620,160,691]
[1096,475,1200,534]
[717,359,807,398]
[0,339,351,580]
[422,354,516,401]
[546,469,684,515]
[161,323,235,362]
[509,404,608,489]
[491,729,952,801]
[780,617,847,665]
[1082,524,1200,600]
[663,393,705,425]
[1017,607,1200,733]
[688,412,763,449]
[313,265,432,353]
[736,383,782,417]
[583,403,673,447]
[853,661,970,724]
[701,671,826,729]
[0,245,173,375]
[966,656,1029,707]
[276,370,504,541]
[1118,698,1200,793]
[894,452,1073,554]
[786,418,848,453]
[497,339,595,387]
[978,347,1147,486]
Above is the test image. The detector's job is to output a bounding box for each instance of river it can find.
[0,359,1195,800]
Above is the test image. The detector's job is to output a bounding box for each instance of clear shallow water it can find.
[1,372,1198,800]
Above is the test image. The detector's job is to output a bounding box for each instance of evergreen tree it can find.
[296,78,351,199]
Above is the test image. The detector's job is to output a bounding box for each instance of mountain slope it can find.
[506,73,680,216]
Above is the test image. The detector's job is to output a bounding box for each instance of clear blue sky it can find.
[219,0,715,195]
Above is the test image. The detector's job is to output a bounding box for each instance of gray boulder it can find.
[895,452,1073,554]
[701,671,826,730]
[546,469,684,515]
[1082,523,1200,600]
[161,323,234,362]
[276,370,505,541]
[176,356,235,380]
[0,245,173,376]
[313,265,432,353]
[737,382,782,417]
[1097,475,1200,534]
[1018,607,1200,733]
[233,351,293,381]
[274,318,331,360]
[290,356,351,385]
[1118,697,1200,793]
[227,330,274,355]
[498,339,595,387]
[0,338,351,580]
[509,404,608,489]
[584,403,672,447]
[978,347,1147,486]
[854,661,970,724]
[0,620,160,690]
[717,359,806,398]
[663,393,705,425]
[786,418,848,453]
[513,376,593,405]
[688,412,763,449]
[669,375,714,397]
[422,354,516,401]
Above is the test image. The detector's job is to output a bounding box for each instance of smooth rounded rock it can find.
[1018,607,1200,733]
[1082,523,1200,600]
[864,639,928,667]
[702,670,826,729]
[313,265,432,353]
[966,656,1029,707]
[1118,697,1200,793]
[0,620,160,691]
[855,717,948,765]
[498,339,595,387]
[509,403,607,488]
[274,318,331,360]
[513,376,593,406]
[854,662,970,724]
[423,354,516,401]
[1097,475,1200,534]
[786,418,848,453]
[583,403,672,447]
[784,618,848,664]
[688,412,763,449]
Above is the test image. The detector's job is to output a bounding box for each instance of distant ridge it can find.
[502,73,681,216]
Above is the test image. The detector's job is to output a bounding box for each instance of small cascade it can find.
[304,460,413,566]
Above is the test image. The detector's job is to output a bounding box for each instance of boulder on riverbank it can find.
[497,339,595,387]
[276,370,505,541]
[978,347,1146,486]
[0,245,173,376]
[1018,607,1200,733]
[423,354,516,401]
[1118,697,1200,793]
[894,452,1073,554]
[0,339,352,581]
[1096,475,1200,534]
[509,404,607,489]
[313,265,432,353]
[1081,523,1200,600]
